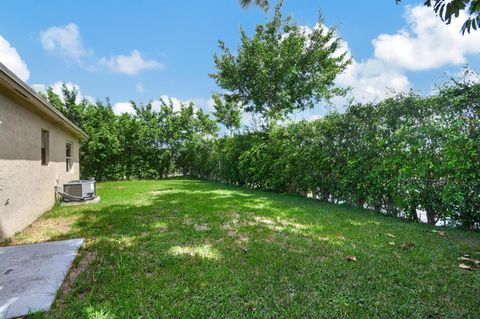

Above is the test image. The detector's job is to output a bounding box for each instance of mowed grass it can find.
[4,179,480,318]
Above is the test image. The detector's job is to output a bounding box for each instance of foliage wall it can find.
[44,89,217,181]
[183,79,480,229]
[45,77,479,229]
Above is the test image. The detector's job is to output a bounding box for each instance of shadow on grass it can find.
[17,182,341,317]
[10,179,480,318]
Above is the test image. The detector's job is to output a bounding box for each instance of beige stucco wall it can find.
[0,90,80,240]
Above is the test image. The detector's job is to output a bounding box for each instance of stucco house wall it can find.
[0,63,86,240]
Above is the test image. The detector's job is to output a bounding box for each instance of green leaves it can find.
[239,0,269,11]
[188,73,480,230]
[44,88,219,181]
[397,0,480,34]
[211,2,350,129]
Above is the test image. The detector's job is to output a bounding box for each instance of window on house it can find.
[41,130,49,165]
[66,141,73,172]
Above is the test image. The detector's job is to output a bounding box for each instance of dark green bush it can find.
[186,79,480,229]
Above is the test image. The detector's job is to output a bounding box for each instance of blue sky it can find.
[1,0,479,121]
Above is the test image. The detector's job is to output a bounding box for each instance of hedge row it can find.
[182,80,480,229]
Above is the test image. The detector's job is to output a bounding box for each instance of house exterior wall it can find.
[0,89,80,240]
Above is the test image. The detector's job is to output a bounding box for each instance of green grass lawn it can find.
[5,179,480,318]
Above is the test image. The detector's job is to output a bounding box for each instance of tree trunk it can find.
[410,207,419,221]
[425,207,436,225]
[357,199,365,209]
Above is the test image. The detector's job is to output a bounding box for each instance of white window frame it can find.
[66,141,73,173]
[41,129,49,166]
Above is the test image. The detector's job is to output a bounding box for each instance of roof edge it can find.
[0,62,88,139]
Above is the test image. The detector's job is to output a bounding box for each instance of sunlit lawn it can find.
[5,179,480,318]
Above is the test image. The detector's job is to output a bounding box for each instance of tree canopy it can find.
[42,87,218,180]
[186,72,480,229]
[211,2,350,129]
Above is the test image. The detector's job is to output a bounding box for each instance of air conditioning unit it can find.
[63,180,96,201]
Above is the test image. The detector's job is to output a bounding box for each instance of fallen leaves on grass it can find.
[458,256,480,265]
[346,256,357,262]
[459,263,473,271]
[239,234,249,243]
[400,243,416,250]
[194,223,209,231]
[432,230,446,237]
[386,233,396,238]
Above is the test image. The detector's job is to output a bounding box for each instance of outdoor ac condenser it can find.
[63,180,96,199]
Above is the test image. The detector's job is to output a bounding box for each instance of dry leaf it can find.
[386,233,396,238]
[459,263,473,271]
[389,241,396,245]
[459,256,480,265]
[438,231,446,237]
[400,243,416,250]
[346,256,357,262]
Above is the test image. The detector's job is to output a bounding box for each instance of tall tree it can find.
[211,2,350,129]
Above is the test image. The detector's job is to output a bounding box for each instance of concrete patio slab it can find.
[0,238,84,318]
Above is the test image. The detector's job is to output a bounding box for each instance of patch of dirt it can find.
[264,236,277,243]
[157,225,168,233]
[6,216,80,245]
[194,223,210,231]
[57,250,96,309]
[149,189,172,195]
[238,234,249,243]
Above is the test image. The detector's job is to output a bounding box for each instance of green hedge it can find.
[183,80,480,229]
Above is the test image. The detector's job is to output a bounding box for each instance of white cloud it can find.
[460,69,480,83]
[98,50,163,75]
[112,95,213,116]
[40,23,89,61]
[336,58,411,104]
[287,23,410,108]
[373,6,480,71]
[136,82,145,93]
[0,35,30,81]
[112,102,135,115]
[40,23,162,75]
[33,81,95,104]
[153,96,215,113]
[297,4,480,115]
[153,95,186,112]
[189,97,216,113]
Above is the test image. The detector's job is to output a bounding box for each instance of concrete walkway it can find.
[0,239,83,318]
